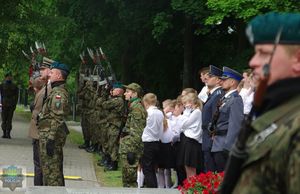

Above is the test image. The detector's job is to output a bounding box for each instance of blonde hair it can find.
[181,93,202,110]
[182,88,197,96]
[143,93,158,106]
[162,99,176,109]
[176,95,183,106]
[162,99,172,108]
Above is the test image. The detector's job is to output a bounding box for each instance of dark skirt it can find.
[177,133,202,168]
[158,142,176,169]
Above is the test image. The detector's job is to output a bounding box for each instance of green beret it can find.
[124,82,143,96]
[113,82,124,89]
[51,62,70,74]
[246,12,300,45]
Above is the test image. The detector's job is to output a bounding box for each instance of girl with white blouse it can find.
[178,93,203,178]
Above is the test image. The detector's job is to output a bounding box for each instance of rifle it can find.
[219,27,283,194]
[22,41,47,89]
[87,47,113,91]
[99,47,117,82]
[79,51,88,86]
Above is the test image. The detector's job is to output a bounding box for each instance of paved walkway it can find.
[0,112,99,188]
[0,112,180,193]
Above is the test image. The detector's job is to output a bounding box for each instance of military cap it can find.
[208,65,223,77]
[40,57,55,69]
[50,62,70,74]
[124,82,143,96]
[220,66,243,82]
[113,82,124,89]
[246,12,300,45]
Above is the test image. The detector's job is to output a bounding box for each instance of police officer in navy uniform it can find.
[201,65,224,172]
[211,66,244,172]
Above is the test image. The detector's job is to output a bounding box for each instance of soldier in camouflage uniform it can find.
[77,80,91,149]
[85,82,99,153]
[0,72,19,139]
[226,12,300,194]
[95,86,110,166]
[101,82,125,170]
[119,83,147,187]
[38,62,70,186]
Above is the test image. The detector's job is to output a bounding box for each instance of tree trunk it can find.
[120,46,131,84]
[182,15,193,88]
[236,20,248,54]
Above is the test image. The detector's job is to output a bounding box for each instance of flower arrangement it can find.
[178,171,224,194]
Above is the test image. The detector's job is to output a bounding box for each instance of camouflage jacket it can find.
[233,94,300,194]
[78,81,95,113]
[119,98,147,155]
[38,82,69,141]
[102,95,125,127]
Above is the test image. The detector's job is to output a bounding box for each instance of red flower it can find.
[178,171,224,194]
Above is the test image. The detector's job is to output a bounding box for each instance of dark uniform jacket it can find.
[211,90,244,152]
[0,80,18,107]
[202,87,224,151]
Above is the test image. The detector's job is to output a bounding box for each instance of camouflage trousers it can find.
[87,113,97,145]
[107,124,120,161]
[120,153,138,187]
[80,113,90,142]
[39,135,66,186]
[99,122,109,154]
[94,121,104,147]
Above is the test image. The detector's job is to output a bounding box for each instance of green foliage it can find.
[1,0,299,100]
[206,0,300,24]
[152,12,173,42]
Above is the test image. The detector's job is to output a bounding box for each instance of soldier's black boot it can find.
[6,130,11,139]
[78,140,90,149]
[85,144,95,153]
[106,161,118,171]
[99,154,111,167]
[93,143,99,153]
[97,154,108,166]
[2,130,7,138]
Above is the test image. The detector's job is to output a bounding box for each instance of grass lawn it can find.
[15,105,32,120]
[68,128,123,187]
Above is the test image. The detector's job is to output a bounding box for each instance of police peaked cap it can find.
[220,66,243,82]
[209,65,223,77]
[51,62,70,75]
[246,12,300,45]
[124,82,143,96]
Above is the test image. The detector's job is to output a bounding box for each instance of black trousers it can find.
[212,151,228,172]
[1,106,15,132]
[142,141,160,188]
[203,151,216,172]
[33,139,43,185]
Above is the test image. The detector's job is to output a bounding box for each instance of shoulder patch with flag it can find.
[55,94,62,109]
